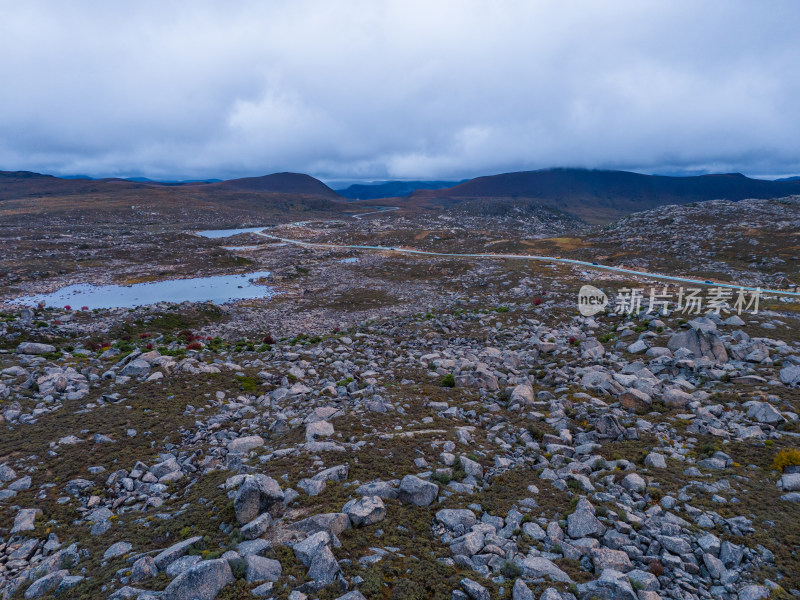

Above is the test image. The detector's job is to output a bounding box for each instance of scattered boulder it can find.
[397,475,438,506]
[342,495,386,527]
[227,435,265,453]
[161,558,234,600]
[234,475,284,524]
[16,342,56,355]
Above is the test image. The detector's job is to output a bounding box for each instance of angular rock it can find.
[120,359,151,377]
[461,578,491,600]
[130,556,158,583]
[644,452,666,469]
[293,531,331,567]
[305,420,334,442]
[450,531,485,556]
[567,498,606,538]
[234,475,284,524]
[747,402,785,425]
[459,455,484,479]
[161,558,234,600]
[24,570,67,599]
[577,568,637,600]
[355,480,398,499]
[621,473,646,492]
[307,545,341,587]
[435,509,477,536]
[227,435,265,453]
[292,513,351,536]
[153,536,203,570]
[103,541,132,560]
[703,552,725,580]
[663,388,692,407]
[737,585,769,600]
[16,342,56,355]
[590,548,633,573]
[241,512,272,540]
[342,495,386,527]
[511,578,534,600]
[245,555,282,583]
[521,556,572,582]
[509,383,535,406]
[778,473,800,492]
[779,365,800,386]
[12,508,41,533]
[397,474,438,506]
[620,388,651,413]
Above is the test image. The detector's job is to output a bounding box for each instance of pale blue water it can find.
[12,271,275,309]
[195,227,267,238]
[339,257,359,263]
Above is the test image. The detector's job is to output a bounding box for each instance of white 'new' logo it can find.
[578,285,608,316]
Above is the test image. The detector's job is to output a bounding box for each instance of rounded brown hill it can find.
[211,172,342,199]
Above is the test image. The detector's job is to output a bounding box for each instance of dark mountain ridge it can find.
[3,168,800,223]
[410,168,800,223]
[336,180,463,200]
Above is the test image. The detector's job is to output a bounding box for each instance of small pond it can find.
[11,271,275,309]
[195,227,267,239]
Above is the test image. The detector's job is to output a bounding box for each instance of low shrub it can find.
[649,559,665,577]
[773,448,800,472]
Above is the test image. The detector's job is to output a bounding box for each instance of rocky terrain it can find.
[1,194,800,600]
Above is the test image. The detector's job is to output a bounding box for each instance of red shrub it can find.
[81,306,89,311]
[533,298,542,306]
[145,343,153,350]
[186,341,203,351]
[64,305,71,311]
[138,332,151,339]
[262,334,275,344]
[649,559,665,577]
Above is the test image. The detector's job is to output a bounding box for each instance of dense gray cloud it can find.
[1,0,799,181]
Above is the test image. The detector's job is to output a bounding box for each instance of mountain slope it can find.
[411,168,800,223]
[0,170,344,204]
[336,180,462,200]
[0,171,147,201]
[211,172,341,199]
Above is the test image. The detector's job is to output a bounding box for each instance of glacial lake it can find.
[11,271,276,309]
[7,226,307,309]
[195,226,267,239]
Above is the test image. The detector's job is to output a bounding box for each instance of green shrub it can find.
[237,375,259,393]
[440,373,455,388]
[431,472,451,485]
[228,557,247,580]
[501,560,523,578]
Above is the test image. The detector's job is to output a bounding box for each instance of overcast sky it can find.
[1,1,799,182]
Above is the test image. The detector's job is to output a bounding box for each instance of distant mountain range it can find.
[335,180,464,200]
[407,168,800,223]
[3,168,800,223]
[0,171,342,202]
